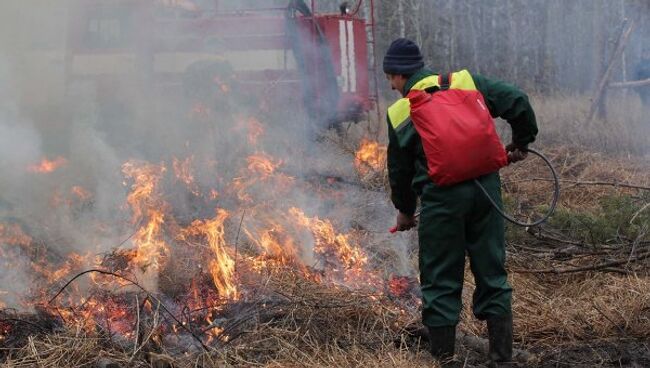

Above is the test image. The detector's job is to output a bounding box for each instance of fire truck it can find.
[65,0,379,132]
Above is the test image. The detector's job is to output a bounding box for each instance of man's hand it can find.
[506,143,528,164]
[393,211,417,232]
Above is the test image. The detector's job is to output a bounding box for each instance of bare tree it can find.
[373,0,648,94]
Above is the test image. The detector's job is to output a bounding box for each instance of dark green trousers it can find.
[418,172,512,327]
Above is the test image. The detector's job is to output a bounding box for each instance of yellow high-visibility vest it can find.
[388,69,477,131]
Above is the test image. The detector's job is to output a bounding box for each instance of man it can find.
[384,38,538,366]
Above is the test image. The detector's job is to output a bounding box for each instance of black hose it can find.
[474,147,560,227]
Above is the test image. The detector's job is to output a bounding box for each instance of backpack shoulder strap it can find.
[439,73,451,90]
[425,73,450,94]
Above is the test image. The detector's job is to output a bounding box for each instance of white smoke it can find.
[0,1,412,310]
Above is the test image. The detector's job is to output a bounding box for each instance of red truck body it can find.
[65,0,377,125]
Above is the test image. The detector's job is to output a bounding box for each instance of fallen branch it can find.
[510,243,558,253]
[513,250,650,274]
[506,177,650,191]
[525,228,588,247]
[610,78,650,88]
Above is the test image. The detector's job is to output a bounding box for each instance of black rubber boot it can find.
[427,325,456,362]
[487,314,513,367]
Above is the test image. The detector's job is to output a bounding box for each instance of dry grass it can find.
[459,270,650,341]
[3,111,650,366]
[529,93,649,155]
[2,335,436,368]
[4,263,648,367]
[1,270,436,368]
[494,145,650,348]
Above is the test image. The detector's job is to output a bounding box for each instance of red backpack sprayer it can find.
[390,74,560,232]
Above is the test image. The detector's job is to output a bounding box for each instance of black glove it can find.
[505,143,528,163]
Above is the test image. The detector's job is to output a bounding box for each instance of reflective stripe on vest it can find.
[388,69,477,131]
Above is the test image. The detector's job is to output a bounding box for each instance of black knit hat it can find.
[383,38,424,75]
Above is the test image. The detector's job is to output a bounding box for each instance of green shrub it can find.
[548,193,650,244]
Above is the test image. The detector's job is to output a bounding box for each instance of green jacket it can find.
[387,69,538,215]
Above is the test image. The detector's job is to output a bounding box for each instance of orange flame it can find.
[122,161,169,275]
[28,156,67,174]
[244,222,301,267]
[132,209,167,272]
[0,223,32,248]
[182,209,238,300]
[354,139,386,174]
[122,161,166,224]
[289,208,367,281]
[231,153,290,203]
[246,153,281,177]
[172,156,199,195]
[32,253,85,284]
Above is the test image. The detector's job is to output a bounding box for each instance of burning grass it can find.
[4,267,648,367]
[0,129,421,366]
[2,132,650,366]
[0,268,422,368]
